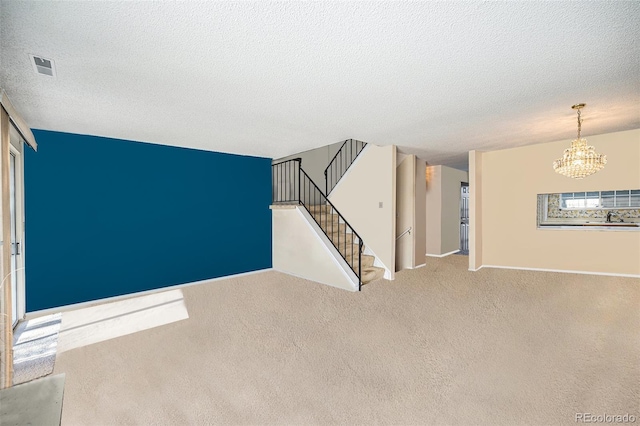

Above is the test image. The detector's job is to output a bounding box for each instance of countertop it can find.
[539,220,639,231]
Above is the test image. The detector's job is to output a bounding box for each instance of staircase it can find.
[307,205,385,286]
[272,156,385,289]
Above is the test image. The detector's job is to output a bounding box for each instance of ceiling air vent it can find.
[29,54,56,77]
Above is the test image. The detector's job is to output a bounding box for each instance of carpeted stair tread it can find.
[305,204,384,288]
[306,205,332,214]
[328,233,355,245]
[360,266,385,285]
[347,254,375,269]
[322,223,349,235]
[312,213,340,226]
[337,243,361,259]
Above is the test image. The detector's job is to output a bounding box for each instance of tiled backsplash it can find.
[547,194,640,219]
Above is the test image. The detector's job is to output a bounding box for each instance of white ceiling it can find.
[1,2,639,169]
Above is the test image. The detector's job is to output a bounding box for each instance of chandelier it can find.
[553,104,606,179]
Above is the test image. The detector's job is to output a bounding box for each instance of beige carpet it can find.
[53,255,640,425]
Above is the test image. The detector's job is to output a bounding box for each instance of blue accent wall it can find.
[25,130,272,311]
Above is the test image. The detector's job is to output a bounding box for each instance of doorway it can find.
[459,183,469,255]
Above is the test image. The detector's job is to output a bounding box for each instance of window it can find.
[560,190,640,210]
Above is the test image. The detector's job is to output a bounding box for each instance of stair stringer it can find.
[272,206,359,292]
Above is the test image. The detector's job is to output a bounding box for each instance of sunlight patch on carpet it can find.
[57,289,189,353]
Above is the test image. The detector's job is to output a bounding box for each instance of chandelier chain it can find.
[576,108,582,139]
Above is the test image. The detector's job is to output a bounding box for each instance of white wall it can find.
[414,158,427,266]
[472,128,640,276]
[396,156,415,271]
[425,165,469,256]
[469,151,483,270]
[329,144,396,279]
[272,207,358,291]
[425,166,442,255]
[395,155,427,270]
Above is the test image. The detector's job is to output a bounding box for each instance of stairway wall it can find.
[273,141,343,190]
[272,206,358,291]
[328,144,396,279]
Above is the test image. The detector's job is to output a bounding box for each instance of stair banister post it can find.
[324,169,327,198]
[358,239,363,291]
[297,158,301,204]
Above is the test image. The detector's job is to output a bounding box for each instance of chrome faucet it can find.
[606,211,614,223]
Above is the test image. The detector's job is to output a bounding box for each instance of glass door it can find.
[10,152,17,326]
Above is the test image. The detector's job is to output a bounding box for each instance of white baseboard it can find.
[408,263,426,269]
[25,268,273,320]
[426,249,460,258]
[468,266,484,272]
[476,264,639,278]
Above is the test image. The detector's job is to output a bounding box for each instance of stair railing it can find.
[271,158,301,204]
[324,139,367,196]
[300,169,363,291]
[271,158,364,290]
[396,227,412,240]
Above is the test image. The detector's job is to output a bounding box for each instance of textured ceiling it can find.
[1,2,639,169]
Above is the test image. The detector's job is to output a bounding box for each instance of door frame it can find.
[9,125,25,326]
